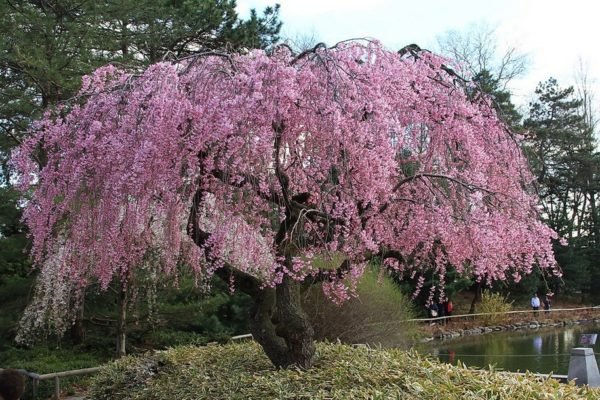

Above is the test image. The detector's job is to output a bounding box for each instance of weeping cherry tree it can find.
[13,40,559,368]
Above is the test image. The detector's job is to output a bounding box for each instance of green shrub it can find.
[1,344,110,400]
[89,342,598,399]
[0,276,34,346]
[302,266,418,347]
[479,291,513,325]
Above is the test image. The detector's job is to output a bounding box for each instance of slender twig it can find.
[290,42,327,66]
[393,173,496,195]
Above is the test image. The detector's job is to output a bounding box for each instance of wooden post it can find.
[32,378,39,399]
[54,376,60,399]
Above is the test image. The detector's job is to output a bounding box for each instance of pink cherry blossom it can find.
[12,41,559,334]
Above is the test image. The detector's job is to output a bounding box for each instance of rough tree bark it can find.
[469,282,482,314]
[69,299,86,345]
[215,268,316,369]
[251,276,315,369]
[190,195,317,368]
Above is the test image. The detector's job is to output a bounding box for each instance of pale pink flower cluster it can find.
[13,41,559,331]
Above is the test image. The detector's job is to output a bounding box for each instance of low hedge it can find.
[90,342,598,399]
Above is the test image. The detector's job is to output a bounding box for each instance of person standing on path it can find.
[543,295,551,313]
[437,301,446,324]
[531,293,540,316]
[444,299,453,325]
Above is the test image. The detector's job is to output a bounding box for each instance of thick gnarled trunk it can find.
[469,282,482,314]
[249,276,315,369]
[189,188,316,368]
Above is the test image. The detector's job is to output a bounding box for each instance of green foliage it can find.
[89,342,599,399]
[395,265,473,314]
[1,343,111,400]
[0,187,30,280]
[0,276,34,345]
[478,292,513,325]
[523,78,599,300]
[0,0,281,350]
[0,0,106,168]
[0,275,249,397]
[71,275,251,353]
[0,272,249,351]
[524,78,594,235]
[485,264,545,304]
[0,0,281,155]
[155,276,252,336]
[94,0,281,65]
[303,266,418,347]
[473,69,522,128]
[556,241,591,299]
[1,345,109,374]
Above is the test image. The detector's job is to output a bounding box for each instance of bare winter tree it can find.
[436,22,528,90]
[283,29,321,53]
[574,58,599,135]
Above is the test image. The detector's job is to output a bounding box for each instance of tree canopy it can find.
[13,41,559,367]
[0,0,281,283]
[523,78,599,298]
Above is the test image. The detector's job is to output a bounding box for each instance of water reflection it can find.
[533,335,542,354]
[419,324,600,374]
[448,350,455,363]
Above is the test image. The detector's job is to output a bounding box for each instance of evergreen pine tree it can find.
[524,78,599,299]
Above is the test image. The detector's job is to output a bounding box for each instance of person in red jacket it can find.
[444,299,454,324]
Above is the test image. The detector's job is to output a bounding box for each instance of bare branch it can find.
[1,125,44,167]
[392,173,496,194]
[211,168,283,205]
[290,42,327,65]
[436,22,528,88]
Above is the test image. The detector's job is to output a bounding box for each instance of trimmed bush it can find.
[89,342,598,399]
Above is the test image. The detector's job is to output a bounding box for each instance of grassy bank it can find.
[90,342,598,400]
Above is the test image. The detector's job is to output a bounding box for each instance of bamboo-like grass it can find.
[90,342,599,399]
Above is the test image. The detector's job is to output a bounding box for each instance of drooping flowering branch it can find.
[13,40,560,335]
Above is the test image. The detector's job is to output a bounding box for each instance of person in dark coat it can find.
[437,301,446,324]
[428,302,439,318]
[542,295,551,313]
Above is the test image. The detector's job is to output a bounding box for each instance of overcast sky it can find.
[237,0,600,110]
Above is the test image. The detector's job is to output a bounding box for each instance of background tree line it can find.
[437,24,600,303]
[0,0,281,360]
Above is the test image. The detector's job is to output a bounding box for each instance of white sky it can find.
[237,0,600,110]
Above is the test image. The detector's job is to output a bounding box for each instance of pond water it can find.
[418,323,600,375]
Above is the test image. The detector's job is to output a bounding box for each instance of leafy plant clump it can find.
[303,266,418,347]
[479,291,513,325]
[89,342,597,400]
